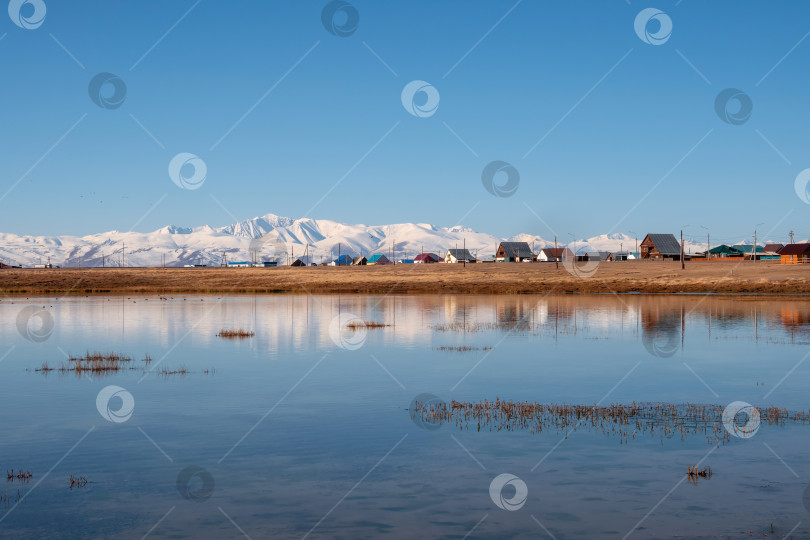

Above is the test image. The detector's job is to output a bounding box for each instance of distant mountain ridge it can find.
[0,213,710,267]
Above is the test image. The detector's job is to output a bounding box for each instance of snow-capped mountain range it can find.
[0,213,710,267]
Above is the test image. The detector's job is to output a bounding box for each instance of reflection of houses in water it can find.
[780,306,810,328]
[443,296,480,325]
[496,299,531,327]
[640,304,683,357]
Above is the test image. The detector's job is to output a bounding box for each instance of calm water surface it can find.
[1,294,810,539]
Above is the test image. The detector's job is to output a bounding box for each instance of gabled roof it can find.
[707,244,736,254]
[333,254,353,263]
[447,248,475,260]
[778,243,810,256]
[367,254,391,263]
[351,256,367,264]
[541,248,565,258]
[643,234,680,255]
[762,243,784,253]
[499,242,533,258]
[290,258,305,266]
[414,253,439,262]
[731,244,763,253]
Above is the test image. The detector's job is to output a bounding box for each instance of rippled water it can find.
[1,294,810,539]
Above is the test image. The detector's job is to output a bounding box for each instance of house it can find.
[330,254,353,266]
[780,244,810,264]
[496,242,534,262]
[761,243,784,260]
[562,244,601,262]
[414,253,439,264]
[704,244,741,258]
[731,244,764,260]
[290,258,305,266]
[367,254,391,265]
[445,248,476,263]
[640,234,681,260]
[253,261,277,267]
[398,258,414,264]
[351,256,367,266]
[227,261,251,268]
[612,251,632,261]
[538,248,564,262]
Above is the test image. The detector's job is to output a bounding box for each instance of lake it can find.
[1,294,810,539]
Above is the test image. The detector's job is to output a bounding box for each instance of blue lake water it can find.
[1,294,810,539]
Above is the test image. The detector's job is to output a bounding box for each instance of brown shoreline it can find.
[1,261,810,296]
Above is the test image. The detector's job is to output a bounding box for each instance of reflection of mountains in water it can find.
[411,399,810,446]
[10,296,810,353]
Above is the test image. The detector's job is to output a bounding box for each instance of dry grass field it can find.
[1,260,809,296]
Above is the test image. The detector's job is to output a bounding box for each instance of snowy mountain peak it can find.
[0,213,704,267]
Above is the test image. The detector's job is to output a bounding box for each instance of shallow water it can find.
[1,294,810,539]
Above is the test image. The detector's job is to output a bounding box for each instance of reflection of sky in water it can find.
[1,295,810,538]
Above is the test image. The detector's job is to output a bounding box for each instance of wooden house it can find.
[640,234,681,260]
[445,249,476,263]
[538,248,564,262]
[496,242,534,262]
[367,254,392,265]
[779,244,810,264]
[414,253,439,264]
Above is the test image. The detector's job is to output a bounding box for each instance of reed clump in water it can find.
[69,475,87,489]
[35,362,54,373]
[217,329,255,339]
[346,321,388,330]
[6,470,32,483]
[434,345,493,352]
[158,365,188,376]
[686,464,712,485]
[433,321,534,333]
[69,351,134,375]
[34,352,152,377]
[1,489,22,507]
[410,398,810,446]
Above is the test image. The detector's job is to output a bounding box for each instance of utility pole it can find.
[122,241,125,267]
[753,229,757,263]
[707,232,710,261]
[680,230,685,270]
[790,230,795,244]
[463,238,466,268]
[554,235,558,269]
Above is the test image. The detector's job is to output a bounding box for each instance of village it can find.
[221,233,810,268]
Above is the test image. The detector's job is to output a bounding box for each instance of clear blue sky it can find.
[2,1,809,246]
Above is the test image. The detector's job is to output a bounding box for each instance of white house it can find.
[445,248,476,263]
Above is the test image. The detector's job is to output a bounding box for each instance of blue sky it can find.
[2,1,810,245]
